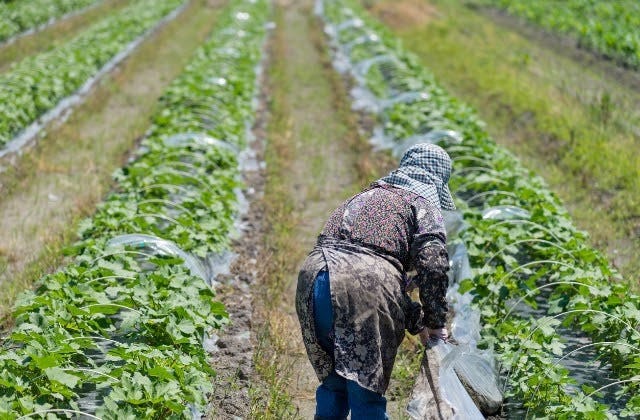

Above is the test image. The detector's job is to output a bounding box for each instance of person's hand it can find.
[419,327,449,346]
[429,327,448,341]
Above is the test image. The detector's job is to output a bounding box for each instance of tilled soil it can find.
[203,12,276,412]
[207,281,255,418]
[205,172,267,418]
[205,182,266,417]
[206,212,265,418]
[205,63,270,419]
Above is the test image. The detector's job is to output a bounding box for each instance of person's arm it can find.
[414,240,449,329]
[410,201,450,331]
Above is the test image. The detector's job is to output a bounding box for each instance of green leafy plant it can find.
[472,0,640,69]
[0,0,99,43]
[0,0,185,148]
[0,0,269,417]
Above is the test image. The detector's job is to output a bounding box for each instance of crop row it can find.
[473,0,640,69]
[0,0,99,44]
[0,0,185,149]
[320,0,640,417]
[0,0,269,418]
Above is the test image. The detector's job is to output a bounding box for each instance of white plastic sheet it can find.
[106,233,209,283]
[482,205,532,221]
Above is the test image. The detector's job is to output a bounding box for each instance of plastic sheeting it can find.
[163,132,239,152]
[452,349,503,414]
[438,208,502,418]
[482,205,532,221]
[406,197,502,419]
[436,343,485,419]
[106,234,210,283]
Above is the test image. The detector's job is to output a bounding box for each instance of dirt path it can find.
[207,154,266,418]
[205,37,270,417]
[260,0,362,416]
[0,0,225,324]
[249,0,409,418]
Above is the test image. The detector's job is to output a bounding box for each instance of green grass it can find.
[365,0,640,283]
[387,335,423,419]
[249,5,303,418]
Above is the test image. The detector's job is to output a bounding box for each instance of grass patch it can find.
[250,310,299,419]
[249,6,299,417]
[0,0,226,327]
[0,0,131,72]
[365,0,640,282]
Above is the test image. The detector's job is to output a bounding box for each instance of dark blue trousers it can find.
[312,271,388,420]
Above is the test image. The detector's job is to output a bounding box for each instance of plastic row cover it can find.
[437,206,530,417]
[319,3,464,157]
[106,234,210,284]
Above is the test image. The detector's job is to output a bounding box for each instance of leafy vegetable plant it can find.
[0,0,99,43]
[472,0,640,69]
[0,0,269,417]
[0,0,185,149]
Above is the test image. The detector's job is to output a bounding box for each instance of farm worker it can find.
[296,143,453,419]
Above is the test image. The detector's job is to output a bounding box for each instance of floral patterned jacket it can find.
[295,182,449,394]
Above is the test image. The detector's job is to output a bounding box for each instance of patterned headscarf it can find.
[379,143,456,210]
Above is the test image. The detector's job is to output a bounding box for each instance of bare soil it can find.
[368,0,439,30]
[207,155,267,418]
[205,32,270,416]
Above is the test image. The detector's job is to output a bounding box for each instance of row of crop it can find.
[320,0,640,417]
[472,0,640,69]
[0,0,184,149]
[0,0,99,43]
[0,0,269,418]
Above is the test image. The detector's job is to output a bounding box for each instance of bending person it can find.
[296,143,454,419]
